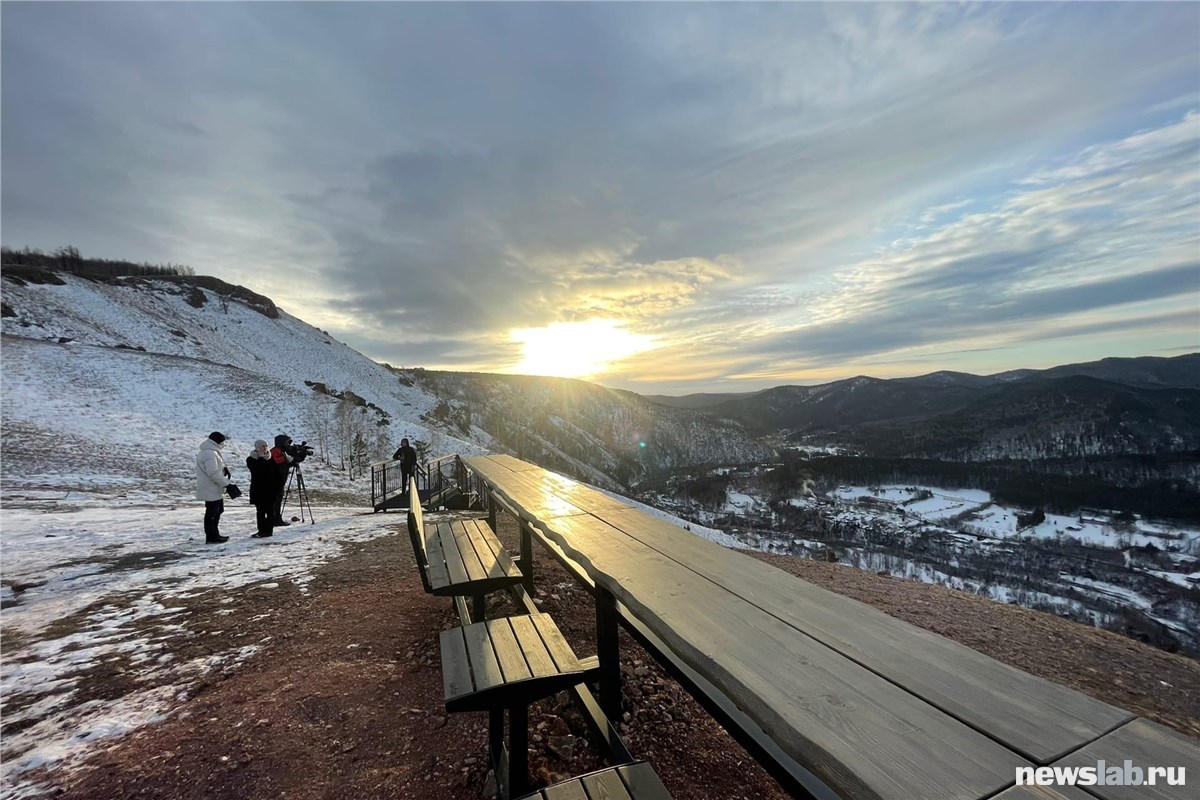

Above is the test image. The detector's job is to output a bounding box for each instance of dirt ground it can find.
[33,511,1200,800]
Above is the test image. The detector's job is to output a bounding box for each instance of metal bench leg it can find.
[508,704,529,798]
[473,593,486,621]
[596,585,621,722]
[489,707,504,771]
[519,520,535,595]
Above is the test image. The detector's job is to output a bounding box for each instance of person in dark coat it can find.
[269,434,294,526]
[246,439,283,538]
[393,438,418,493]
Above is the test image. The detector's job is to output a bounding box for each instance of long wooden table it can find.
[463,454,1198,800]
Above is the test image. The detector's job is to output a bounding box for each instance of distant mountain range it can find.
[648,355,1200,460]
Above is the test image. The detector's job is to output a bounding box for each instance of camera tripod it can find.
[281,463,315,524]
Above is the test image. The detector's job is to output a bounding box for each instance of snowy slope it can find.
[1,273,484,495]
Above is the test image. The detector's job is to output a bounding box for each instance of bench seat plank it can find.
[438,521,474,588]
[421,519,453,590]
[591,505,1132,764]
[440,626,475,703]
[517,762,670,800]
[580,768,633,799]
[533,512,1027,800]
[448,520,489,583]
[510,614,559,679]
[529,611,579,673]
[415,516,523,597]
[463,617,505,695]
[615,763,673,800]
[443,614,595,713]
[541,782,589,800]
[1049,718,1199,800]
[491,618,535,684]
[464,519,519,581]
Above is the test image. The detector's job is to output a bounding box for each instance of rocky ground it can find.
[22,511,1200,800]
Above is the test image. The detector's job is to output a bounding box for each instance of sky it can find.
[2,1,1198,394]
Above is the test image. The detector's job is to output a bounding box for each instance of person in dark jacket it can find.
[393,438,418,493]
[269,434,294,526]
[246,439,283,538]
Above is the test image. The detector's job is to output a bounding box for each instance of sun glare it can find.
[512,320,654,379]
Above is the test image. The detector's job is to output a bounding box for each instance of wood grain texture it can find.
[615,763,674,800]
[536,512,1026,800]
[990,786,1094,800]
[1050,718,1199,800]
[591,506,1130,763]
[424,518,521,596]
[515,763,671,800]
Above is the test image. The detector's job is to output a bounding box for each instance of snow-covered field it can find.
[827,484,1200,556]
[0,490,397,798]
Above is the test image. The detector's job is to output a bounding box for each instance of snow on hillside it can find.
[1,274,484,493]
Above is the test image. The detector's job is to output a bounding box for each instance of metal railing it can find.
[371,453,471,511]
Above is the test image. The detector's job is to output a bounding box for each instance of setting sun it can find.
[511,319,654,379]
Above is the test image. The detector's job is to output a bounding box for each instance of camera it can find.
[286,440,315,463]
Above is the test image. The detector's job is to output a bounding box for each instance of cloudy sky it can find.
[3,2,1198,393]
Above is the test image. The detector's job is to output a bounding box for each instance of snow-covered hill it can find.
[1,270,487,498]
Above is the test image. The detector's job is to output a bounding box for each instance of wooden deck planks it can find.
[591,506,1131,764]
[536,512,1028,800]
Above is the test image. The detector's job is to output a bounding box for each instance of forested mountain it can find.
[690,355,1200,460]
[396,370,772,489]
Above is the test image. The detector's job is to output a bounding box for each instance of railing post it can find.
[596,585,621,722]
[487,488,497,531]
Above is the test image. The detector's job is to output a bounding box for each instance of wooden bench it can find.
[441,613,602,798]
[513,762,672,800]
[407,480,523,621]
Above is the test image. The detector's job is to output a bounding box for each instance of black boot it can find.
[206,535,229,544]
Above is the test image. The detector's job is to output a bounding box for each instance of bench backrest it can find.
[407,479,431,592]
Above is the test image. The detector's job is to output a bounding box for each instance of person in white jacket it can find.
[196,432,240,544]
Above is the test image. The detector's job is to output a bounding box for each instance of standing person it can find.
[393,437,418,493]
[196,432,240,544]
[270,434,294,526]
[246,439,282,538]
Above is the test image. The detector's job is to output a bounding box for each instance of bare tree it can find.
[303,394,336,465]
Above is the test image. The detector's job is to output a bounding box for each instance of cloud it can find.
[2,2,1198,390]
[721,113,1200,375]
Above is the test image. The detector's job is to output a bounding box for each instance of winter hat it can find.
[254,439,268,449]
[274,434,291,448]
[208,431,226,444]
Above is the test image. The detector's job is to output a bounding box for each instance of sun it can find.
[512,319,654,379]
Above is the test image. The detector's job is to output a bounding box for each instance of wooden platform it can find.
[464,454,1197,800]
